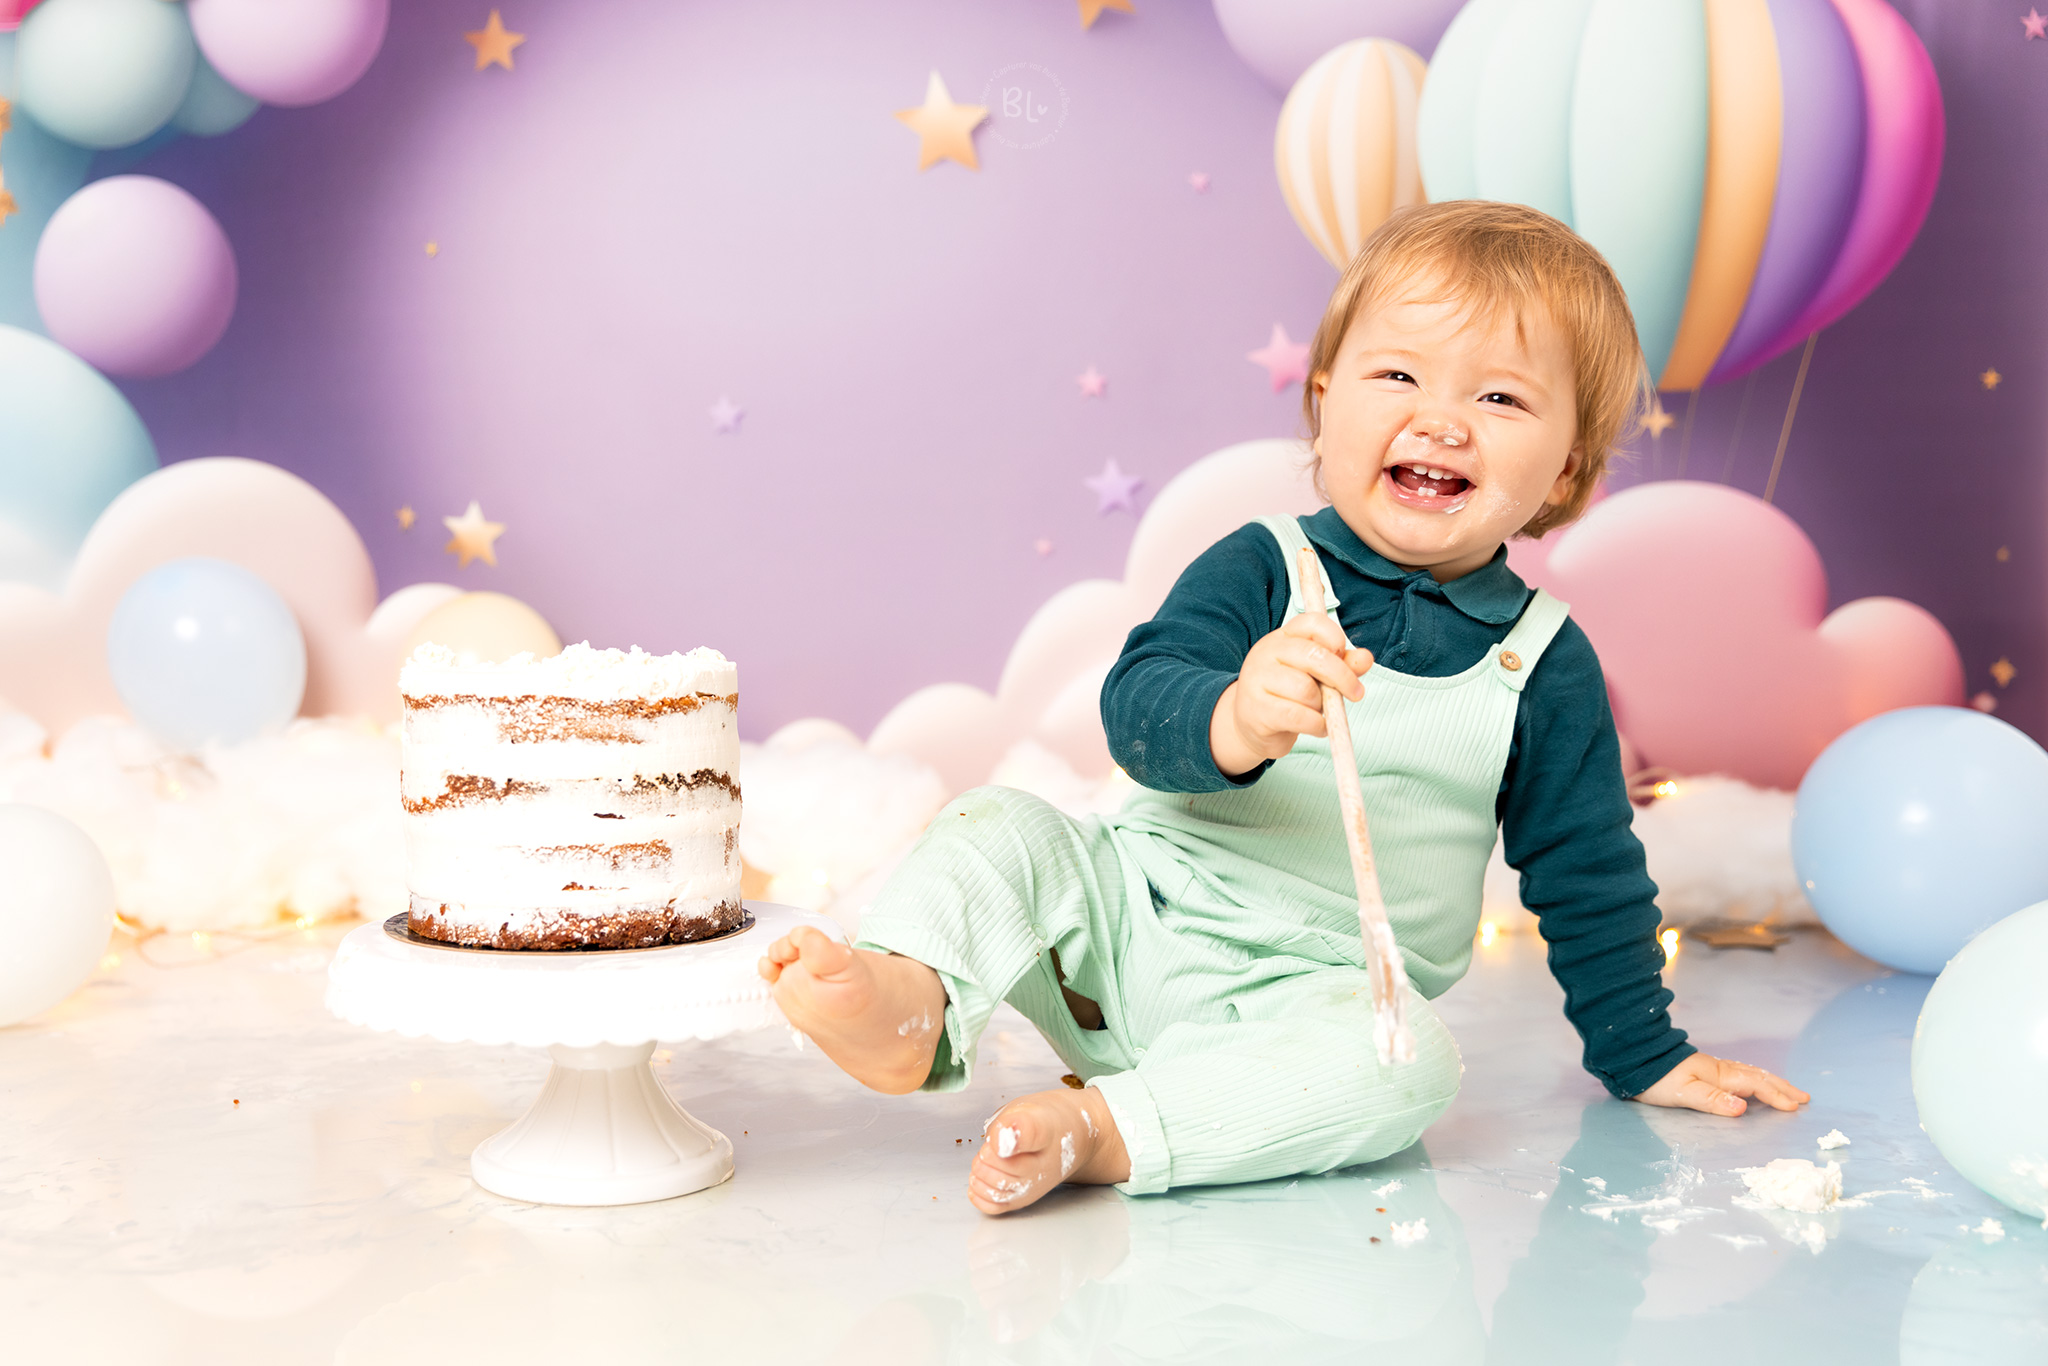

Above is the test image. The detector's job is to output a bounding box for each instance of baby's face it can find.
[1313,291,1582,582]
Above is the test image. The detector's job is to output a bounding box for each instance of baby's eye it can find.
[1480,392,1524,408]
[1376,370,1417,385]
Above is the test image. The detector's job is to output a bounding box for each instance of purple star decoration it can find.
[709,396,744,433]
[1084,459,1143,515]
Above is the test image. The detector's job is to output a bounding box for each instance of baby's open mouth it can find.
[1386,463,1472,500]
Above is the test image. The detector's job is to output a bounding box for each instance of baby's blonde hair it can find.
[1302,200,1648,539]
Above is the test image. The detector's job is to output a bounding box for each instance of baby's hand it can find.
[1632,1052,1809,1117]
[1210,614,1373,776]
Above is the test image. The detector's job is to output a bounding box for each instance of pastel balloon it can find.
[107,556,307,751]
[0,324,157,588]
[1795,710,2048,974]
[35,175,238,377]
[1213,0,1465,91]
[0,61,93,332]
[399,590,562,669]
[1506,480,1962,791]
[172,50,260,137]
[1911,901,2048,1224]
[186,0,387,107]
[1418,0,1942,390]
[0,1,46,33]
[0,804,115,1026]
[1274,38,1428,270]
[14,0,195,149]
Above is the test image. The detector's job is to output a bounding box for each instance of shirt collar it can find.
[1302,506,1530,626]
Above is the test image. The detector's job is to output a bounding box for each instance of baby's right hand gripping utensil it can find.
[1296,547,1416,1066]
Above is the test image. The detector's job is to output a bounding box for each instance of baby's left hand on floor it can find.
[1631,1051,1809,1117]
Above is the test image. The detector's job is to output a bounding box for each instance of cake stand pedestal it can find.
[325,900,835,1207]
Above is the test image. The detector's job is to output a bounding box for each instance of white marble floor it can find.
[1,920,2039,1365]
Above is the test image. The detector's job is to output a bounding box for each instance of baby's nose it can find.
[1410,419,1468,447]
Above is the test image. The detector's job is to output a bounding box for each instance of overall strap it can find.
[1253,515,1340,625]
[1489,588,1572,693]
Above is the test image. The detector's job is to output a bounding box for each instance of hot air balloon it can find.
[1274,38,1429,271]
[1417,0,1943,391]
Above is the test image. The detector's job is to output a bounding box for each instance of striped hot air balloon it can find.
[1417,0,1943,392]
[1274,38,1428,271]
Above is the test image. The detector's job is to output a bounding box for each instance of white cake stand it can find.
[325,900,835,1207]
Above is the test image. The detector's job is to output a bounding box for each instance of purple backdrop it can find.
[108,0,2043,744]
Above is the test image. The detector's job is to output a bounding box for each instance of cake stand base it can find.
[470,1041,734,1206]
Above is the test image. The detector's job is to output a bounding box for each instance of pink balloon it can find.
[1751,0,1945,359]
[1507,481,1961,790]
[0,0,45,32]
[34,175,238,379]
[186,0,387,107]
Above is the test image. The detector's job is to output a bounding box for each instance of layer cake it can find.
[399,643,742,949]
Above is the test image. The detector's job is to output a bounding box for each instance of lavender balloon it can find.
[186,0,388,107]
[34,175,238,378]
[1212,0,1465,90]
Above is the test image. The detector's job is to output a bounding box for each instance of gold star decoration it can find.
[1078,0,1135,28]
[894,72,987,172]
[465,10,525,71]
[1981,368,2002,390]
[424,241,438,257]
[1992,657,2017,688]
[1998,545,2011,562]
[1640,401,1676,438]
[0,98,16,228]
[442,501,505,567]
[396,505,416,530]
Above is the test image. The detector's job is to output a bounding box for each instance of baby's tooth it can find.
[1410,464,1430,475]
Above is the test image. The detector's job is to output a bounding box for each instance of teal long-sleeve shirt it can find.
[1099,507,1692,1099]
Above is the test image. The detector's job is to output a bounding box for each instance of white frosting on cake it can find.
[399,642,741,946]
[400,642,737,702]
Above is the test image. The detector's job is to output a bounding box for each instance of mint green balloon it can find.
[1911,901,2048,1227]
[0,325,158,587]
[16,0,196,150]
[1570,0,1709,382]
[1417,0,1519,203]
[173,50,259,138]
[1472,0,1598,222]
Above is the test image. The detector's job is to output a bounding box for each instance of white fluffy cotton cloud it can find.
[0,708,404,932]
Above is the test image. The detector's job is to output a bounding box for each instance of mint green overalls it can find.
[856,515,1573,1193]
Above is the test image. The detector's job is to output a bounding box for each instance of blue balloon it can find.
[0,39,93,334]
[0,325,158,587]
[1792,707,2048,974]
[106,558,306,752]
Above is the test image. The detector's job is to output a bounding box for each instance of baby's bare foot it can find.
[968,1087,1131,1216]
[758,926,947,1094]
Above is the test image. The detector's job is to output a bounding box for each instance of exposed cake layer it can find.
[398,642,742,950]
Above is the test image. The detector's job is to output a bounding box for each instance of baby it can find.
[760,200,1808,1215]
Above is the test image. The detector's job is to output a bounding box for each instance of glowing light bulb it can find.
[811,868,830,885]
[1652,780,1679,800]
[1659,927,1680,963]
[98,954,120,971]
[1478,921,1499,948]
[191,931,211,951]
[294,916,314,931]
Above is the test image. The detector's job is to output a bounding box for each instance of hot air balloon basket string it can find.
[1720,367,1761,486]
[1293,547,1417,1068]
[1763,332,1820,505]
[1673,385,1702,480]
